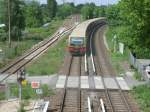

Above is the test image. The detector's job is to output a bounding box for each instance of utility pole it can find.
[62,0,65,4]
[8,0,11,48]
[100,0,102,6]
[107,0,109,6]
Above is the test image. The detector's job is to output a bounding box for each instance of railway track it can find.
[0,15,80,83]
[48,19,139,112]
[47,56,82,112]
[60,56,81,112]
[92,24,139,112]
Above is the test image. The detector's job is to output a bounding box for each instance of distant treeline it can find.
[80,0,150,58]
[0,0,149,58]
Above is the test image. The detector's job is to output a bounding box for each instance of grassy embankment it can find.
[0,83,54,101]
[26,36,67,76]
[106,26,130,75]
[132,84,150,112]
[0,19,63,68]
[106,26,150,112]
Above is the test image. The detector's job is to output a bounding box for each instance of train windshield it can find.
[70,37,84,46]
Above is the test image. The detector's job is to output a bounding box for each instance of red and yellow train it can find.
[68,17,106,55]
[68,36,86,55]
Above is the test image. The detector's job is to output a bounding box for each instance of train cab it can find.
[68,36,86,55]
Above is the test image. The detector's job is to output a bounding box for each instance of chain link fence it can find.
[129,52,150,81]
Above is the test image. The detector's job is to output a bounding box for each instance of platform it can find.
[70,17,105,38]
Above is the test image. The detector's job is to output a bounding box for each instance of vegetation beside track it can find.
[11,83,54,99]
[132,84,150,112]
[107,26,149,111]
[0,83,54,100]
[26,36,67,76]
[0,19,63,69]
[0,91,5,100]
[106,26,130,75]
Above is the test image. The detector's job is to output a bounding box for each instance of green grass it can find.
[133,69,143,81]
[132,84,150,112]
[26,19,63,40]
[106,26,130,75]
[111,48,130,75]
[9,83,54,100]
[26,37,67,75]
[0,83,54,100]
[0,19,63,69]
[0,91,5,100]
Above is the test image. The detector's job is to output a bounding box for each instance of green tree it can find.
[57,3,75,19]
[99,6,106,17]
[106,4,121,25]
[118,0,150,58]
[0,0,5,23]
[5,0,25,41]
[41,4,49,23]
[47,0,57,19]
[81,3,96,20]
[25,1,43,27]
[74,4,84,13]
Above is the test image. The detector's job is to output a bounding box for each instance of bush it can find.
[132,84,150,111]
[0,91,5,100]
[10,83,52,99]
[133,69,143,81]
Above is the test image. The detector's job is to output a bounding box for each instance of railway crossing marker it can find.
[36,88,43,95]
[31,81,40,89]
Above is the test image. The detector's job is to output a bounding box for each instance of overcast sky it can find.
[37,0,119,6]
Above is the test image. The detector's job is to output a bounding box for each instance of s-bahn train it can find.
[68,36,86,55]
[68,17,106,55]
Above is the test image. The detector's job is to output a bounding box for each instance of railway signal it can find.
[17,68,26,108]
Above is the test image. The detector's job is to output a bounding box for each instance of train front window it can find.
[70,37,84,46]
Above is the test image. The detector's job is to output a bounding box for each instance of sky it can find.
[37,0,119,6]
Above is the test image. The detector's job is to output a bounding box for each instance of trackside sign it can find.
[31,81,40,89]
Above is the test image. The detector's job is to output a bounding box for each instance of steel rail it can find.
[60,56,82,112]
[60,56,73,112]
[95,25,132,112]
[0,25,76,83]
[88,23,114,112]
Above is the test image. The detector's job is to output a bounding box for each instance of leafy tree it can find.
[41,4,49,23]
[74,4,84,13]
[118,0,150,58]
[81,3,96,20]
[106,4,121,25]
[47,0,57,19]
[57,3,75,19]
[0,0,5,23]
[99,6,106,17]
[5,0,25,40]
[25,1,43,27]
